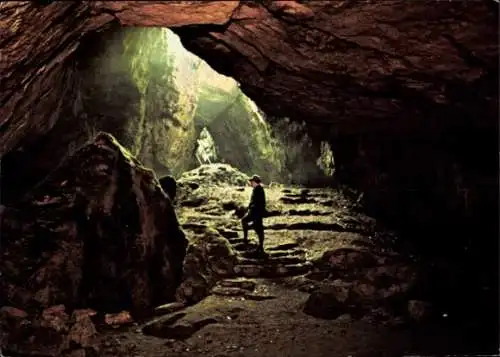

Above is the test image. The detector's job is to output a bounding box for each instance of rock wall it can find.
[80,27,199,176]
[195,82,326,184]
[1,26,200,204]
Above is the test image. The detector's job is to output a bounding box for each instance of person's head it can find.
[248,174,262,188]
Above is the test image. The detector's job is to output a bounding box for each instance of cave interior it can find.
[0,1,498,356]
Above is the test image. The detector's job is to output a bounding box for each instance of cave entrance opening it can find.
[73,26,336,188]
[0,26,336,206]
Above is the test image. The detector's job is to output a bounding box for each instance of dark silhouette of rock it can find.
[304,248,419,321]
[159,175,177,202]
[178,163,249,186]
[0,132,188,316]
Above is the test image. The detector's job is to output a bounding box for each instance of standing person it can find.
[241,174,266,254]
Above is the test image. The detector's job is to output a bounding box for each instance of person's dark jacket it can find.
[248,184,266,218]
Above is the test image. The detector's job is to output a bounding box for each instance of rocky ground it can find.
[95,176,482,356]
[0,160,494,357]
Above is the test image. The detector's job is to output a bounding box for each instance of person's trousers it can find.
[241,214,264,249]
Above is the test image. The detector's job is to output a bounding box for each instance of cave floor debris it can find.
[96,185,476,357]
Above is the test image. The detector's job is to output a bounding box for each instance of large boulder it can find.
[304,247,419,321]
[0,132,188,315]
[176,227,237,304]
[178,163,250,187]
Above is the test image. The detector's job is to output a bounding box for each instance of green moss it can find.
[193,82,326,184]
[81,28,199,177]
[77,27,330,185]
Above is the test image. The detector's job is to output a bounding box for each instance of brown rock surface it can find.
[2,1,496,154]
[0,132,187,314]
[176,227,237,304]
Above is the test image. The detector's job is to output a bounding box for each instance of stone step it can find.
[237,255,305,266]
[217,278,256,291]
[231,241,302,252]
[284,209,333,216]
[233,262,313,278]
[181,223,209,233]
[238,248,306,259]
[227,237,247,245]
[210,285,276,301]
[153,302,186,316]
[266,222,354,232]
[267,242,300,251]
[216,228,239,239]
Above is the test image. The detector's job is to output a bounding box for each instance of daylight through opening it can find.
[76,27,335,187]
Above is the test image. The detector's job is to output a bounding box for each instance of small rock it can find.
[0,306,28,319]
[40,304,70,332]
[154,302,186,316]
[352,282,377,302]
[176,228,237,304]
[104,311,133,326]
[218,278,256,291]
[408,300,432,321]
[335,313,353,323]
[303,280,352,319]
[143,314,219,340]
[68,310,98,348]
[362,307,395,325]
[234,265,262,278]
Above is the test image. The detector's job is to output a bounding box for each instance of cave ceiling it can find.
[0,0,498,156]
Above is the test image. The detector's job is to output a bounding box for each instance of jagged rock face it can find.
[78,27,199,177]
[0,2,498,248]
[0,133,187,315]
[1,26,200,204]
[178,163,250,187]
[175,227,237,304]
[0,1,238,157]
